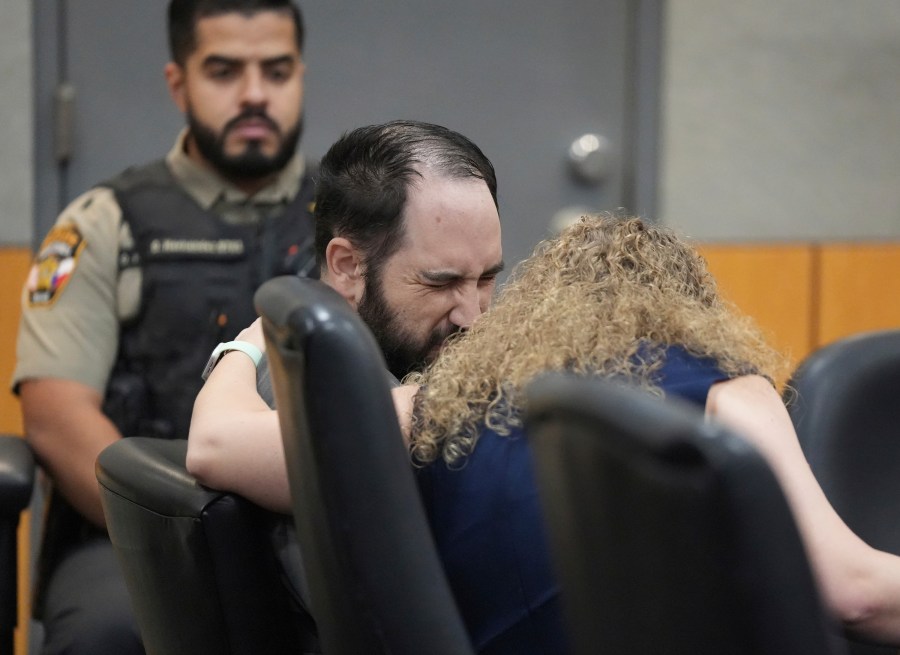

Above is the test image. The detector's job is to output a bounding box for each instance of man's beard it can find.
[187,107,302,181]
[357,271,459,381]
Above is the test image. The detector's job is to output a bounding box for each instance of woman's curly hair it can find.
[406,213,788,467]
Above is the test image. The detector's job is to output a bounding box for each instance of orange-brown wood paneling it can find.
[15,511,31,655]
[816,243,900,348]
[0,248,30,435]
[697,243,815,368]
[0,248,33,655]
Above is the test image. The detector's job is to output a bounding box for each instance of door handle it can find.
[567,133,611,186]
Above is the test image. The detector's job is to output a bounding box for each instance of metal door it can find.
[34,0,662,270]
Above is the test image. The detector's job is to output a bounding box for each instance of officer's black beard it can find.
[187,107,303,182]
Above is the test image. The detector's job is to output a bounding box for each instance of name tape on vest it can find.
[148,238,245,257]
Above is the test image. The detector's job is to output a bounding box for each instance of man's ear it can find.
[323,237,365,308]
[164,62,188,113]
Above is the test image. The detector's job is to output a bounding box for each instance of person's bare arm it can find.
[20,378,120,528]
[392,384,418,446]
[187,319,290,513]
[707,375,900,644]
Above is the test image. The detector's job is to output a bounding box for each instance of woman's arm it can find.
[187,318,290,513]
[188,319,421,513]
[706,375,900,644]
[392,384,419,445]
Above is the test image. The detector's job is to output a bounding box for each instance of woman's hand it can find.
[235,316,266,353]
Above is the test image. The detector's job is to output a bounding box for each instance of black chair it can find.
[788,328,900,654]
[96,437,317,655]
[525,373,844,655]
[256,275,474,655]
[0,435,34,655]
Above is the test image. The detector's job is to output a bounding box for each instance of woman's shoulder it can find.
[652,344,732,406]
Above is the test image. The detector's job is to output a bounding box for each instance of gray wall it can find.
[0,0,33,246]
[660,0,900,241]
[4,2,900,246]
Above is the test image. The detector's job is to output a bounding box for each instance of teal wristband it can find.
[201,340,264,380]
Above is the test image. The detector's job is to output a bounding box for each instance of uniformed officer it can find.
[12,2,314,653]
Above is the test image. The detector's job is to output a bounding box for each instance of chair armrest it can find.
[96,437,221,518]
[0,436,34,516]
[96,436,316,655]
[0,435,34,652]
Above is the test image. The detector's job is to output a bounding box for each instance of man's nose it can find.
[449,285,485,329]
[240,68,267,106]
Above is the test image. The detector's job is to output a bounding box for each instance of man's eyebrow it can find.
[260,54,298,67]
[202,55,242,68]
[421,270,463,284]
[421,261,505,283]
[202,54,296,67]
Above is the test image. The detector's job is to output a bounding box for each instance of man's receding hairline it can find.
[389,165,499,275]
[407,160,490,189]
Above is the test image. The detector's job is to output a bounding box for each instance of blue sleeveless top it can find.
[415,346,729,654]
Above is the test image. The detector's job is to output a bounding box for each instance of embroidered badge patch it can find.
[26,223,86,306]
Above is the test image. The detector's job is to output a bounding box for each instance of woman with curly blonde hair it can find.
[395,214,900,654]
[406,213,785,466]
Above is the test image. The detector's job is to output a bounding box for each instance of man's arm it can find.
[707,375,900,645]
[20,378,120,528]
[13,187,124,528]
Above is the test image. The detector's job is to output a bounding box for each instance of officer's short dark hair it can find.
[313,119,499,280]
[167,0,304,66]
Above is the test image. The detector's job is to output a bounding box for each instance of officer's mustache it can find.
[224,108,280,136]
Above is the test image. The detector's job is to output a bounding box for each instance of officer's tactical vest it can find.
[103,159,318,440]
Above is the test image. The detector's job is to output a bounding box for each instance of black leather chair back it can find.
[256,276,473,655]
[526,374,844,655]
[0,435,34,655]
[789,329,900,548]
[788,328,900,654]
[96,437,316,655]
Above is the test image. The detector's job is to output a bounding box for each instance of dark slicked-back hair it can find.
[314,119,499,277]
[167,0,305,65]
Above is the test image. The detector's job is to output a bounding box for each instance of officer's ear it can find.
[164,62,188,113]
[324,237,365,308]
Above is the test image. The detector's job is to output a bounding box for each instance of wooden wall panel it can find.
[697,244,815,367]
[15,512,31,655]
[0,248,32,655]
[817,243,900,347]
[0,248,30,436]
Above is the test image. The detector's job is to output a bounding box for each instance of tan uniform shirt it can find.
[12,129,307,394]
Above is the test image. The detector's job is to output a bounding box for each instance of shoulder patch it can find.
[26,223,86,307]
